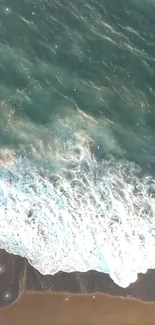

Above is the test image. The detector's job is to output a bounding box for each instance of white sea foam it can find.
[0,123,155,288]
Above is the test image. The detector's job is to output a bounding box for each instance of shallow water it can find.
[0,0,155,288]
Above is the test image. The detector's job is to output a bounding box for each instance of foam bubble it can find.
[0,129,155,288]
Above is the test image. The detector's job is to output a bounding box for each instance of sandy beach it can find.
[0,292,155,325]
[0,249,155,324]
[1,249,155,304]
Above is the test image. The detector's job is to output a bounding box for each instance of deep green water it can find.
[0,0,155,168]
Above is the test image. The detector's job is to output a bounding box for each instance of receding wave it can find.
[0,112,155,288]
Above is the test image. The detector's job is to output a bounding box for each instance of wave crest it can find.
[0,131,155,288]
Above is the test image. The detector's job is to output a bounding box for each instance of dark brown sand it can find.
[0,249,155,324]
[0,292,155,325]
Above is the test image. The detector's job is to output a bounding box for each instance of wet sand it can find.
[0,292,155,325]
[0,249,155,324]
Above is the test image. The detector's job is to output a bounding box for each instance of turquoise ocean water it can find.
[0,0,155,287]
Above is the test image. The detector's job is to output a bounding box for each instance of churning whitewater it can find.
[0,110,155,288]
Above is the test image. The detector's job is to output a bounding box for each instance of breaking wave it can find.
[0,112,155,288]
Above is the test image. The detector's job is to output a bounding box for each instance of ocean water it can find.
[0,0,155,288]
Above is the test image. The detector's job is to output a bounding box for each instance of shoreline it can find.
[0,249,155,324]
[0,248,155,309]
